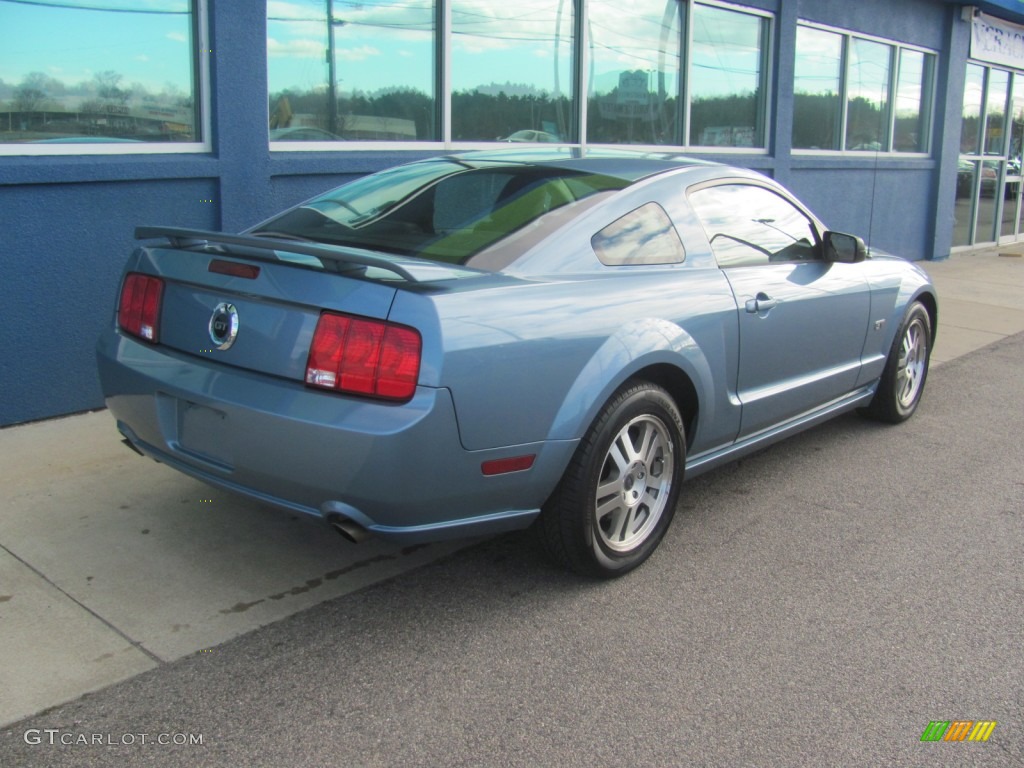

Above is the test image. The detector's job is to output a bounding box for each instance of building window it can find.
[0,0,202,149]
[688,3,768,148]
[587,0,681,146]
[581,0,772,148]
[845,37,891,151]
[894,49,933,153]
[793,23,934,154]
[960,63,985,155]
[268,0,771,150]
[451,0,574,142]
[268,0,436,142]
[792,26,842,150]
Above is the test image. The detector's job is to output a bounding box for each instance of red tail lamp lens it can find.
[118,273,164,343]
[306,312,421,402]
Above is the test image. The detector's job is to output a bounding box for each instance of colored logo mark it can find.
[921,721,997,742]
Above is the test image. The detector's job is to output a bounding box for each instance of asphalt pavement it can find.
[1,245,1023,766]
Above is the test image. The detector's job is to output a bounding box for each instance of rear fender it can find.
[547,318,714,442]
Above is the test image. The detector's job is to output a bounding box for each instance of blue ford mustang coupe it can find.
[97,149,937,577]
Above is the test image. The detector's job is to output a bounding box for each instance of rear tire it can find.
[862,301,932,423]
[539,381,685,578]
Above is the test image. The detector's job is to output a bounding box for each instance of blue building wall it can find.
[0,0,983,425]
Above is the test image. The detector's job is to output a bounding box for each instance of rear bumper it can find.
[97,331,577,541]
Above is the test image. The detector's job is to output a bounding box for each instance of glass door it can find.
[955,65,1019,247]
[1001,76,1024,242]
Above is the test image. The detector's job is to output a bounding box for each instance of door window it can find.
[688,184,820,267]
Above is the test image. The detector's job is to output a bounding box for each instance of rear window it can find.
[254,158,629,267]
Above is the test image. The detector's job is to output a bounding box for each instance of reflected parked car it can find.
[957,157,1018,198]
[501,129,560,143]
[97,149,937,577]
[956,160,975,198]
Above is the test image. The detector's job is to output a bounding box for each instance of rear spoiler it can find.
[135,226,421,283]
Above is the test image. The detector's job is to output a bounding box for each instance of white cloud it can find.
[267,36,325,59]
[267,0,314,20]
[336,45,381,62]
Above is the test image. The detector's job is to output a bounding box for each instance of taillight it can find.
[118,273,164,343]
[305,312,421,402]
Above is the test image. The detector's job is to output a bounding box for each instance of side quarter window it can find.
[591,203,686,266]
[688,184,820,268]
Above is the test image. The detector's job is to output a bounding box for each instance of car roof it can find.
[440,148,723,184]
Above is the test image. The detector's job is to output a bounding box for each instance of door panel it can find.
[687,181,871,439]
[724,262,871,437]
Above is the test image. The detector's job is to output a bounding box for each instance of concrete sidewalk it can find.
[922,243,1024,364]
[1,246,1023,728]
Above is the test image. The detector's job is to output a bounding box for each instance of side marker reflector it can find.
[481,455,536,476]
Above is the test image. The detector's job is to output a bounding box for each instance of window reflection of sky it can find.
[847,38,889,107]
[794,26,842,97]
[690,5,763,101]
[588,0,680,98]
[895,50,925,117]
[269,0,577,97]
[269,0,434,98]
[1,1,193,96]
[592,203,684,266]
[690,185,815,267]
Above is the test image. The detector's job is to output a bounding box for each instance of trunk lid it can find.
[129,231,431,383]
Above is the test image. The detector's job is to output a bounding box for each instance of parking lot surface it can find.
[1,247,1022,765]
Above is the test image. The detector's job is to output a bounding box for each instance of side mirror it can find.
[823,231,868,263]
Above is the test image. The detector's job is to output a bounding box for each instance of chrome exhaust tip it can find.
[326,513,371,544]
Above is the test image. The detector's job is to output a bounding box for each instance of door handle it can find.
[745,293,778,313]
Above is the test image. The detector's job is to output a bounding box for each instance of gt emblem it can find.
[208,303,239,350]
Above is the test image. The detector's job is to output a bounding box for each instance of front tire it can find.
[862,301,932,423]
[539,381,685,578]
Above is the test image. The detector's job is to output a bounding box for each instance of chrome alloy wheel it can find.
[896,314,929,409]
[594,414,676,553]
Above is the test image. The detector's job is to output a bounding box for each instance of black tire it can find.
[862,301,932,423]
[538,381,685,578]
